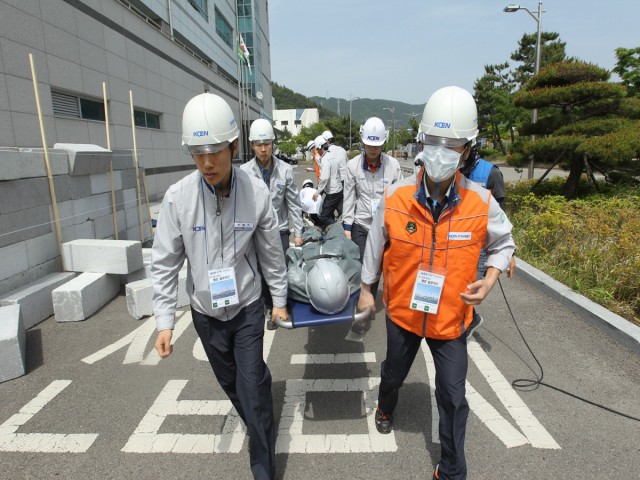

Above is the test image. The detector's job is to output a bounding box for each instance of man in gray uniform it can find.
[241,118,304,328]
[152,93,287,480]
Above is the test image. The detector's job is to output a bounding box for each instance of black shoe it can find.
[466,312,484,338]
[375,407,393,434]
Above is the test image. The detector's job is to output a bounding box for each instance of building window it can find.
[294,120,302,125]
[281,120,288,126]
[215,8,233,47]
[134,109,161,129]
[188,0,208,20]
[51,90,105,121]
[237,0,251,17]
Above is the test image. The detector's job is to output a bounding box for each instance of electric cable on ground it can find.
[496,278,640,423]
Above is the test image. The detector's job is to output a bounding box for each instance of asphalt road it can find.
[1,165,638,480]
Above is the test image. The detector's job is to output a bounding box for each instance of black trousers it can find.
[191,300,276,480]
[260,230,289,309]
[378,316,469,480]
[350,222,380,297]
[318,190,343,228]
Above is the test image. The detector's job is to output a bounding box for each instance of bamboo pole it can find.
[103,82,119,240]
[128,90,145,242]
[29,53,63,257]
[142,169,153,239]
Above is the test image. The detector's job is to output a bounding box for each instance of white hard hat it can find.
[182,93,239,150]
[322,130,334,142]
[305,259,350,315]
[302,179,314,189]
[248,118,275,143]
[360,117,388,147]
[306,140,315,151]
[314,135,328,150]
[419,86,478,147]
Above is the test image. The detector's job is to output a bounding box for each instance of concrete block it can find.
[0,258,61,298]
[93,213,117,239]
[25,232,60,269]
[126,265,188,319]
[52,272,120,322]
[0,147,69,181]
[0,242,29,283]
[53,144,111,176]
[61,221,95,243]
[62,239,143,274]
[0,205,52,248]
[111,149,135,170]
[121,247,153,284]
[116,188,138,212]
[0,304,26,383]
[0,177,51,214]
[90,171,122,195]
[126,222,152,242]
[0,272,76,329]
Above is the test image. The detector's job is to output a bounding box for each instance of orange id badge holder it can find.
[409,263,446,314]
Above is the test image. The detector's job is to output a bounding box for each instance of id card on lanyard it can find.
[208,267,239,308]
[410,263,446,314]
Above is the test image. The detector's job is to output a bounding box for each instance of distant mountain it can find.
[271,82,423,128]
[310,96,424,128]
[271,82,336,119]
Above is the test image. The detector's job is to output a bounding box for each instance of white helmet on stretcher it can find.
[305,259,350,315]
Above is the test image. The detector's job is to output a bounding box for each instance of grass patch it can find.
[506,178,640,325]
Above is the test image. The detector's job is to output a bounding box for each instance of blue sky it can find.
[268,0,639,105]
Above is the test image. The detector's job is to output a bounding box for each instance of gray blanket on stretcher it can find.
[286,223,362,304]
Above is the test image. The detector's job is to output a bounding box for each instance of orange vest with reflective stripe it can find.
[382,172,490,339]
[313,153,321,181]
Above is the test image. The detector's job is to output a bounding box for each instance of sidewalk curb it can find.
[516,258,640,353]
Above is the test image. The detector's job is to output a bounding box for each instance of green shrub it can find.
[506,180,640,324]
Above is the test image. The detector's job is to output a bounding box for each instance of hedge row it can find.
[506,178,640,325]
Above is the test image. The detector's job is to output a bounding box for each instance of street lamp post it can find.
[349,94,359,151]
[504,1,543,179]
[383,106,396,155]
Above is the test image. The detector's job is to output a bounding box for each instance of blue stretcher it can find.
[275,292,372,329]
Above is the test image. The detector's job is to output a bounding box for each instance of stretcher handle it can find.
[273,304,373,330]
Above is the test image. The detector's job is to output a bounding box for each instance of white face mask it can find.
[423,145,462,182]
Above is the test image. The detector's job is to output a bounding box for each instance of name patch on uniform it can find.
[449,232,472,240]
[406,222,417,234]
[234,222,254,231]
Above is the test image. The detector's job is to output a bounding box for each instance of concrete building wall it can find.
[0,0,272,202]
[0,146,151,296]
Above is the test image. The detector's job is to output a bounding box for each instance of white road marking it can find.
[0,380,98,452]
[290,353,377,364]
[122,379,245,454]
[81,311,189,365]
[467,339,560,449]
[276,377,397,454]
[421,342,529,448]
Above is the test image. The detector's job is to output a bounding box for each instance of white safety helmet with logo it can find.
[302,179,315,189]
[321,130,334,142]
[182,93,239,154]
[418,86,478,182]
[418,86,478,147]
[248,118,275,144]
[305,259,350,315]
[306,140,315,151]
[360,117,388,147]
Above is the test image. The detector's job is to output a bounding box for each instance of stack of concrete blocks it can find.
[0,305,25,383]
[0,272,77,329]
[121,248,153,284]
[53,239,143,322]
[0,146,151,300]
[126,259,190,320]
